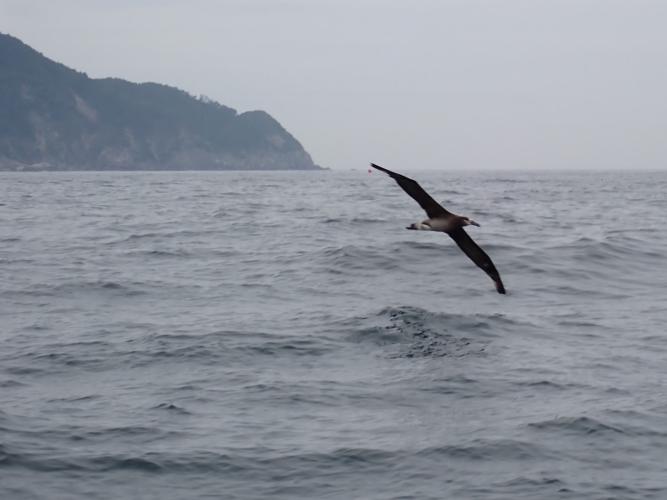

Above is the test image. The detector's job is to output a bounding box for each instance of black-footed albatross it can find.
[370,163,506,294]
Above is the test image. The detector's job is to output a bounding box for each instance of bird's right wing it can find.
[448,227,506,294]
[370,163,450,218]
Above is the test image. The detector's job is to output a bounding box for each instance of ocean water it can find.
[1,170,667,500]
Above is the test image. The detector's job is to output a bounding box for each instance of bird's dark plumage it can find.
[448,227,506,294]
[370,162,506,294]
[370,163,450,219]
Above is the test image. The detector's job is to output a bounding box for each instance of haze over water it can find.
[2,170,667,499]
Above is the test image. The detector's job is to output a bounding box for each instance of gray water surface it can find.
[1,170,667,499]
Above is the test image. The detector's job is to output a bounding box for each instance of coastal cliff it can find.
[0,33,321,171]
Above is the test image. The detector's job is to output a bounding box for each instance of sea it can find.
[1,169,666,500]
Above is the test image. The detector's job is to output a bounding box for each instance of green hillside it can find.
[0,33,321,170]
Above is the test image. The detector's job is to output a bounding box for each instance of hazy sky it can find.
[2,0,666,170]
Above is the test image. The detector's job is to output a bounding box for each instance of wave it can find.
[341,306,528,358]
[108,228,225,245]
[318,244,401,272]
[512,380,589,391]
[65,280,143,296]
[2,328,341,379]
[124,249,192,258]
[545,235,664,262]
[126,331,339,368]
[321,216,389,224]
[0,379,26,388]
[528,416,626,436]
[0,440,550,474]
[529,283,628,300]
[153,403,192,415]
[1,279,167,299]
[317,240,524,279]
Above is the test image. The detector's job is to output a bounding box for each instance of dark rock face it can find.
[0,33,321,171]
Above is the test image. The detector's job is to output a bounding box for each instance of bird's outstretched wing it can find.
[370,163,450,218]
[448,227,506,294]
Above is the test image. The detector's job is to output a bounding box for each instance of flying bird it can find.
[370,163,506,294]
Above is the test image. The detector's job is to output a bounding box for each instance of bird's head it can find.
[463,217,480,227]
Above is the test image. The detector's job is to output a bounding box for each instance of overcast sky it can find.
[2,0,666,170]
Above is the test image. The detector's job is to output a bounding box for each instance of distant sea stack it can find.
[0,33,322,171]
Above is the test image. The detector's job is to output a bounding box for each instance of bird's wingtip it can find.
[369,163,388,174]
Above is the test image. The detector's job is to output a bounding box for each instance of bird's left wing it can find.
[370,163,450,218]
[447,227,506,294]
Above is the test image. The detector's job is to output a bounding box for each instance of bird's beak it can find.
[469,220,480,227]
[406,225,416,230]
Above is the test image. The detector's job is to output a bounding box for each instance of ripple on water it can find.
[339,306,529,359]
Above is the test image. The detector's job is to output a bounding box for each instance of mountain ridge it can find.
[0,33,322,171]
